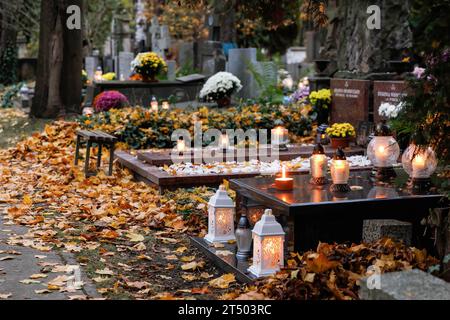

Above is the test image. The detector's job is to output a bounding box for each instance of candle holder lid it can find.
[374,121,392,136]
[333,147,346,160]
[312,143,325,155]
[237,215,250,229]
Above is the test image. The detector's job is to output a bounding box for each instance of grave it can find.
[229,170,443,252]
[136,144,365,167]
[373,80,407,123]
[115,146,368,192]
[286,47,306,82]
[330,79,370,128]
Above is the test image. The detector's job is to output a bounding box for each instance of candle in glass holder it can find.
[219,132,229,149]
[412,154,426,175]
[150,96,158,112]
[94,67,103,82]
[177,138,186,153]
[330,148,350,192]
[162,101,170,110]
[271,126,288,150]
[275,166,293,191]
[309,143,328,185]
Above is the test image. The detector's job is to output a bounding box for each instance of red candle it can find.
[275,166,293,191]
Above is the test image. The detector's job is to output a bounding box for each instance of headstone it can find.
[197,41,222,74]
[118,52,134,80]
[227,48,258,99]
[178,42,194,68]
[373,81,407,123]
[330,79,370,128]
[362,219,412,246]
[149,16,163,57]
[166,60,176,81]
[159,25,171,52]
[286,47,306,82]
[85,56,99,81]
[359,269,450,300]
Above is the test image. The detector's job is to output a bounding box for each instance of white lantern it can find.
[248,209,285,277]
[401,144,437,179]
[204,185,236,243]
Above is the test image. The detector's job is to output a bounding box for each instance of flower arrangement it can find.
[378,102,404,119]
[290,85,310,103]
[79,104,313,149]
[199,72,242,105]
[326,123,356,138]
[93,91,129,113]
[309,89,331,107]
[309,89,332,124]
[131,52,167,81]
[102,72,117,81]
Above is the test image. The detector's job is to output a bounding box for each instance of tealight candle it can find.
[271,126,288,151]
[412,154,426,175]
[275,166,293,191]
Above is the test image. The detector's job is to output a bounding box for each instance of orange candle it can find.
[275,166,293,191]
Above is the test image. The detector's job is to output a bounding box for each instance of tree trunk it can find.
[31,0,83,118]
[322,0,412,74]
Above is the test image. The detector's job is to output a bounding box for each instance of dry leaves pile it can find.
[227,239,439,300]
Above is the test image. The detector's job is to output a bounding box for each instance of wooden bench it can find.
[75,130,117,177]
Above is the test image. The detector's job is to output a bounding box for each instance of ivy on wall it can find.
[0,42,18,85]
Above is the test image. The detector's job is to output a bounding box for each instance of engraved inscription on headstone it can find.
[330,79,370,128]
[373,81,407,123]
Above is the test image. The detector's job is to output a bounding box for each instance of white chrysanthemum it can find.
[199,72,242,99]
[379,102,403,118]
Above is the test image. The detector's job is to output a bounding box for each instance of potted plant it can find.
[131,52,167,82]
[326,123,356,149]
[309,88,331,125]
[199,72,242,107]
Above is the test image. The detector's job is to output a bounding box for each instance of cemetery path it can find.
[0,204,99,300]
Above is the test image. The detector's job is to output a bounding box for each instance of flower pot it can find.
[142,75,158,83]
[216,96,231,108]
[330,137,350,149]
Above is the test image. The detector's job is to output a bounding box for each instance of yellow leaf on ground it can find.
[208,273,236,289]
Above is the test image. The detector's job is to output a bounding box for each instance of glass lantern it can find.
[401,144,437,192]
[367,122,400,181]
[235,215,252,260]
[150,96,158,112]
[330,148,351,192]
[310,143,328,185]
[204,185,236,243]
[94,66,103,82]
[248,209,285,278]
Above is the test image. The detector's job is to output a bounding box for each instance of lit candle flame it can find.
[282,165,286,179]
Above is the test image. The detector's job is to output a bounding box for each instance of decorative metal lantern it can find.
[401,144,437,192]
[367,122,400,181]
[248,209,285,277]
[235,215,252,260]
[310,143,328,185]
[204,185,236,243]
[316,124,330,145]
[271,125,289,151]
[330,148,351,193]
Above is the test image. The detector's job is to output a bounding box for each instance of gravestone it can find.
[118,52,134,80]
[178,42,194,68]
[359,269,450,300]
[85,56,99,81]
[373,81,407,123]
[166,60,176,81]
[286,47,306,82]
[363,219,412,246]
[227,48,258,99]
[197,41,222,74]
[330,79,370,128]
[159,25,171,54]
[149,16,163,57]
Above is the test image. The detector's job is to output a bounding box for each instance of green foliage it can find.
[246,59,284,105]
[78,104,312,149]
[0,43,18,85]
[176,59,199,77]
[1,83,23,108]
[391,48,450,165]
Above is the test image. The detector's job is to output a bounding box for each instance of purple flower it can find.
[412,66,426,79]
[93,90,129,112]
[290,86,310,103]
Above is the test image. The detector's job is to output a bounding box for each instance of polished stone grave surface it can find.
[230,170,443,251]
